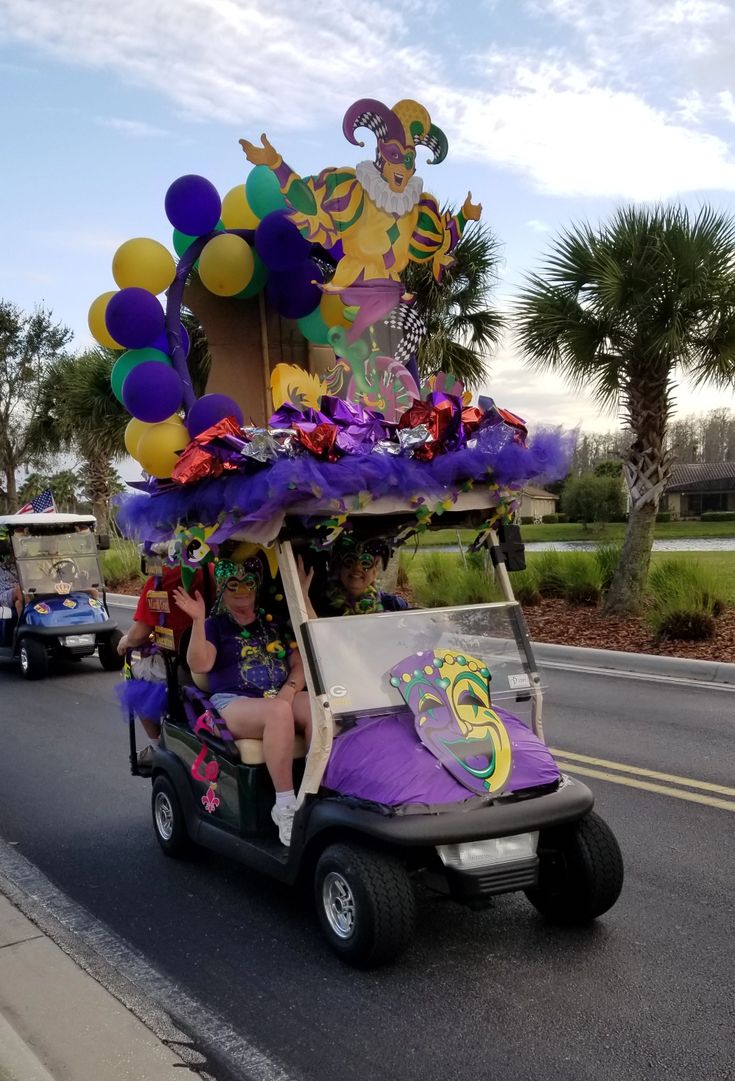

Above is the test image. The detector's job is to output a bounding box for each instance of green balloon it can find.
[245,165,286,219]
[234,251,269,299]
[297,306,331,345]
[173,220,225,262]
[111,348,172,403]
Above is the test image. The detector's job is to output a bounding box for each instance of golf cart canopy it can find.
[0,514,97,529]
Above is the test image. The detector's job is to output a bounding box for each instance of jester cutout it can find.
[390,649,513,796]
[241,98,482,419]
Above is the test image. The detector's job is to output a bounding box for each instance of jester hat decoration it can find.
[390,649,512,795]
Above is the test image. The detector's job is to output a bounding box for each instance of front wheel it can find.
[314,843,416,968]
[152,775,195,858]
[524,811,624,924]
[19,638,48,681]
[98,630,124,671]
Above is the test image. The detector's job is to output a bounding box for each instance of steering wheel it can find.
[50,559,79,581]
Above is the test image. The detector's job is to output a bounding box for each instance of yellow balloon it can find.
[88,291,123,349]
[198,233,255,297]
[320,292,351,329]
[221,185,260,229]
[135,419,189,478]
[112,237,176,295]
[124,415,180,457]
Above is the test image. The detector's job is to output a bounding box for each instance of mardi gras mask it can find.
[215,557,263,594]
[390,649,512,796]
[333,535,389,572]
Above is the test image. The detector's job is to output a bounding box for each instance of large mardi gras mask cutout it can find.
[390,649,512,796]
[243,98,481,421]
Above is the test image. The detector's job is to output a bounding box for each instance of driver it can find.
[0,552,22,618]
[313,535,408,616]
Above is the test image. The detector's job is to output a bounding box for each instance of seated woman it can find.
[173,556,311,847]
[314,535,408,617]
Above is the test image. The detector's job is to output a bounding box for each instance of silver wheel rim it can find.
[322,871,356,940]
[20,647,29,673]
[154,792,174,841]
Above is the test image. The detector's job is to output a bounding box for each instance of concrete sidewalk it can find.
[0,893,202,1081]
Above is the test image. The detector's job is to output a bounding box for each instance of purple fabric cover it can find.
[323,708,559,807]
[115,678,168,722]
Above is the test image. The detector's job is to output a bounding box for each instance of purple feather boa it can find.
[115,679,168,722]
[117,425,575,543]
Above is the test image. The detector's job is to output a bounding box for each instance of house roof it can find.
[522,485,558,499]
[666,462,735,493]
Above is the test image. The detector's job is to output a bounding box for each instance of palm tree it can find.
[515,204,735,616]
[403,218,505,389]
[30,349,129,533]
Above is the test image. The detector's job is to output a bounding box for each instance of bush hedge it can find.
[700,511,735,521]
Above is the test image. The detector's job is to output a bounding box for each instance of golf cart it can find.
[0,513,123,680]
[135,495,623,968]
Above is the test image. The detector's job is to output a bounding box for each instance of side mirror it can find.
[97,534,111,551]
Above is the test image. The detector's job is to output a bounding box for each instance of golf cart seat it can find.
[182,678,306,765]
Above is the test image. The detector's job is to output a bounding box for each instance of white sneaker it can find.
[271,803,297,846]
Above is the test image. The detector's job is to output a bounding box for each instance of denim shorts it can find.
[210,692,240,713]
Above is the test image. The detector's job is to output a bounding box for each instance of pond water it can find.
[523,538,735,552]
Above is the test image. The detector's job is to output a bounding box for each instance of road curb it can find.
[534,641,735,685]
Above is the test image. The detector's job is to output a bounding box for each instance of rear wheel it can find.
[152,775,194,858]
[19,638,48,681]
[314,842,416,968]
[98,630,124,671]
[525,811,623,924]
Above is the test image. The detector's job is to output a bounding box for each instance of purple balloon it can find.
[105,288,165,350]
[122,362,183,423]
[266,260,324,320]
[255,209,311,271]
[164,174,221,236]
[186,393,244,438]
[151,324,191,358]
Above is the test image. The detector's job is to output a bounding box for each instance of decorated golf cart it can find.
[95,95,623,966]
[0,513,122,679]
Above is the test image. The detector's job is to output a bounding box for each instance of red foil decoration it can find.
[295,423,340,461]
[172,446,225,484]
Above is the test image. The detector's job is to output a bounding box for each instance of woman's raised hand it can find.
[296,555,314,593]
[172,588,206,622]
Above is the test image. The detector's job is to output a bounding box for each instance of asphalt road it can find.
[0,608,733,1081]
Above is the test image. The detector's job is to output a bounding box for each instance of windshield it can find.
[303,602,542,724]
[12,531,103,594]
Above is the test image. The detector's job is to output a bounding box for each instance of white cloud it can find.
[526,219,550,232]
[95,117,171,139]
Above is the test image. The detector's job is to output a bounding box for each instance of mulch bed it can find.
[522,598,735,663]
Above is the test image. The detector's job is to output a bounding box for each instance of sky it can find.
[2,0,735,438]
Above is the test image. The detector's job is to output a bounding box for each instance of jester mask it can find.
[390,649,512,795]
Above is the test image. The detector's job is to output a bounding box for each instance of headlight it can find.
[437,832,538,869]
[64,634,95,647]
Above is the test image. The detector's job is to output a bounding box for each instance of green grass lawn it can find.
[419,519,735,547]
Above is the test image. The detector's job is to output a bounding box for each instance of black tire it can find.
[98,630,124,671]
[151,775,195,858]
[525,811,624,924]
[19,638,48,681]
[313,842,416,968]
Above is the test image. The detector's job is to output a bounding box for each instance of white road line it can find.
[0,841,299,1081]
[555,763,735,813]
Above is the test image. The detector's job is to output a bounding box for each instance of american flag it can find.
[18,489,56,514]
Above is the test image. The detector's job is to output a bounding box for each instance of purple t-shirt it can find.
[204,612,291,698]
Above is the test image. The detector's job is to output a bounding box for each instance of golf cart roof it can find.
[228,490,495,543]
[0,513,97,529]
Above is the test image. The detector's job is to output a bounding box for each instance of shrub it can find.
[700,511,735,521]
[513,567,541,606]
[656,511,672,522]
[541,513,567,524]
[101,539,142,589]
[647,558,728,640]
[403,552,501,608]
[561,553,602,606]
[520,516,534,525]
[594,543,622,593]
[534,551,567,598]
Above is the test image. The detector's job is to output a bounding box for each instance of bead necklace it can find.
[228,609,288,698]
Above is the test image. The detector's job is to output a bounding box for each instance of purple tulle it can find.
[116,426,574,543]
[115,679,168,722]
